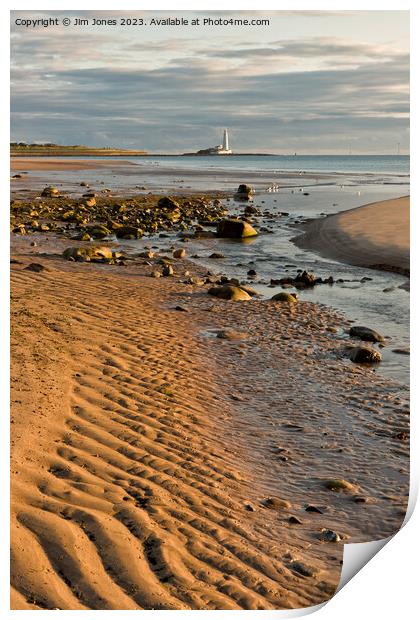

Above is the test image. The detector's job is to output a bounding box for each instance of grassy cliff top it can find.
[10,144,147,157]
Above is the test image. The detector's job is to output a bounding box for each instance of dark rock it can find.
[320,529,342,543]
[216,329,248,341]
[349,326,385,342]
[294,270,316,287]
[209,252,225,259]
[349,346,382,364]
[157,196,180,210]
[392,348,410,355]
[41,186,60,197]
[87,225,111,239]
[115,225,143,239]
[24,263,46,273]
[289,561,318,578]
[244,205,260,215]
[162,265,174,276]
[235,184,254,200]
[288,516,303,525]
[216,219,258,238]
[305,505,323,514]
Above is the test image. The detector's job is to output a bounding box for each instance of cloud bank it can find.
[10,11,409,153]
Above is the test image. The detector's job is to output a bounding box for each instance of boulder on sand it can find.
[208,285,251,301]
[349,346,382,364]
[41,186,60,197]
[349,325,385,343]
[86,225,111,239]
[271,292,298,303]
[216,219,258,238]
[62,246,113,262]
[158,197,180,210]
[115,226,143,239]
[235,184,254,200]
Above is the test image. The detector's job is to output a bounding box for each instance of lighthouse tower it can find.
[223,129,229,151]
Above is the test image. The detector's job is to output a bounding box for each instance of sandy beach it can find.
[11,158,137,171]
[11,226,409,609]
[294,196,410,277]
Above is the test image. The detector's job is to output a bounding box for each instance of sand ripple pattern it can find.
[11,262,339,610]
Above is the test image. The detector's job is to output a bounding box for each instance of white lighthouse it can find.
[222,129,230,152]
[192,128,233,155]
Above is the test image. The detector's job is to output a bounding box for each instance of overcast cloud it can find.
[10,10,409,153]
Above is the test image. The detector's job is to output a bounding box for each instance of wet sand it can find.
[294,196,410,276]
[11,158,136,171]
[11,235,409,610]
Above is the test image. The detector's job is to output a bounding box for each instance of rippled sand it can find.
[10,236,409,610]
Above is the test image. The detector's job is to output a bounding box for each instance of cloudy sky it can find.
[10,10,409,154]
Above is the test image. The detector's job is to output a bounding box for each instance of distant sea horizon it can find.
[123,153,409,176]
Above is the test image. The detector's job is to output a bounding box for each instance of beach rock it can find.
[13,224,26,234]
[208,285,252,301]
[41,186,60,197]
[271,292,298,303]
[173,248,186,259]
[87,225,111,239]
[174,305,188,312]
[162,265,174,276]
[244,205,260,215]
[263,497,292,510]
[305,505,323,514]
[288,516,303,525]
[24,263,46,273]
[349,326,385,342]
[209,252,225,259]
[238,285,258,296]
[289,561,318,578]
[150,270,161,278]
[216,329,248,340]
[76,232,93,242]
[115,225,143,239]
[392,348,410,355]
[320,529,342,543]
[185,276,205,286]
[324,478,356,493]
[235,184,254,200]
[62,246,113,262]
[139,250,155,259]
[349,346,382,364]
[294,271,316,287]
[247,269,257,276]
[158,197,180,210]
[85,197,96,207]
[216,219,258,238]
